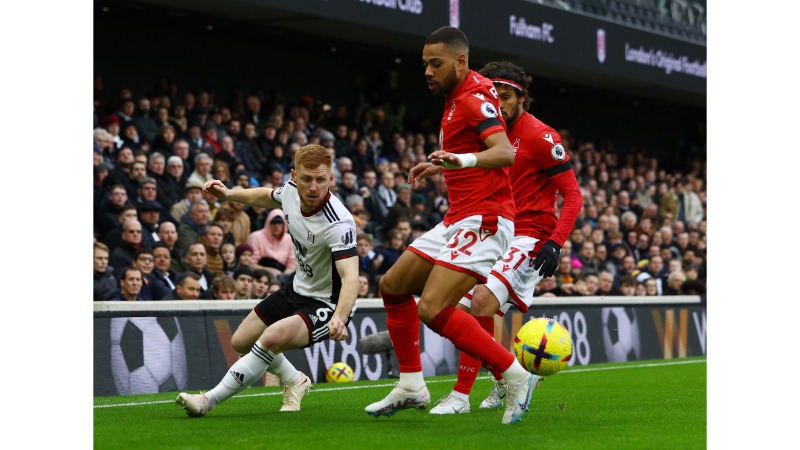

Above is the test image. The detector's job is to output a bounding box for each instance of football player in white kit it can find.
[176,145,360,417]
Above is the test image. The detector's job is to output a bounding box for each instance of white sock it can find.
[206,341,275,411]
[267,353,302,386]
[500,359,530,384]
[398,371,425,390]
[450,390,469,402]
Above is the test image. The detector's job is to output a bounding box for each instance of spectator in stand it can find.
[179,242,216,292]
[239,123,265,175]
[152,124,177,154]
[597,270,621,296]
[233,243,255,272]
[677,177,704,226]
[577,241,599,276]
[395,217,413,247]
[99,184,133,239]
[219,243,236,277]
[233,267,254,299]
[356,233,377,285]
[103,205,142,252]
[109,218,142,272]
[207,275,237,300]
[338,170,359,199]
[149,153,181,209]
[156,221,183,271]
[619,275,637,296]
[122,247,161,300]
[213,208,237,246]
[384,184,412,234]
[375,170,396,219]
[152,242,180,295]
[94,242,116,300]
[165,154,187,191]
[112,267,144,301]
[176,199,210,251]
[162,272,202,300]
[556,255,573,286]
[201,222,226,276]
[170,182,203,222]
[134,97,159,144]
[645,276,659,297]
[212,161,232,189]
[374,229,405,275]
[222,186,252,245]
[251,268,271,299]
[634,282,647,296]
[664,271,685,295]
[187,153,213,185]
[247,210,296,278]
[358,271,375,298]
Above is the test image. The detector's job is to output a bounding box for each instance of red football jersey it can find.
[507,112,580,248]
[439,70,515,226]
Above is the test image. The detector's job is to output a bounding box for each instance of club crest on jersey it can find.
[551,143,566,161]
[307,231,314,244]
[447,101,456,121]
[480,101,498,118]
[512,138,520,155]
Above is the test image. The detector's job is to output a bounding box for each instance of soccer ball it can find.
[514,317,573,376]
[110,317,188,395]
[326,362,354,382]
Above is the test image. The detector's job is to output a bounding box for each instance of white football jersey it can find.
[271,181,358,309]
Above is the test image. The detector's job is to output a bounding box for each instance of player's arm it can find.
[328,256,359,341]
[547,168,582,246]
[203,180,281,209]
[428,131,514,170]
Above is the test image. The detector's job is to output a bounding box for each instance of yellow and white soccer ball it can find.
[326,362,354,382]
[513,317,573,376]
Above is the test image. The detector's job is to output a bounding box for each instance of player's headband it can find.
[492,78,524,91]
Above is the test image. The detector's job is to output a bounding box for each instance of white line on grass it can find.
[94,358,706,409]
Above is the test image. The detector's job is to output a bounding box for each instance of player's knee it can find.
[378,274,397,296]
[470,298,497,317]
[258,329,287,353]
[230,334,250,356]
[416,301,438,324]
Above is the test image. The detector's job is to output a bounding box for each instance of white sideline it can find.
[94,359,706,409]
[93,295,701,312]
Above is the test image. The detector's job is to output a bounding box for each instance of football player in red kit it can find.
[427,61,583,415]
[364,27,540,425]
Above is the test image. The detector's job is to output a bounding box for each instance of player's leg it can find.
[365,225,441,416]
[431,286,502,415]
[230,310,304,388]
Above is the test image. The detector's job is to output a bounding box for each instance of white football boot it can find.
[365,382,430,417]
[502,374,543,424]
[479,376,508,409]
[429,394,470,415]
[279,371,313,412]
[176,392,209,418]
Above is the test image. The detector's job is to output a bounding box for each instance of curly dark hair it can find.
[478,61,533,111]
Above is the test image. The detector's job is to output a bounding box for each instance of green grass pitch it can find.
[94,357,706,449]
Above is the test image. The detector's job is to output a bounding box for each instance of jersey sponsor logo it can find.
[551,143,566,161]
[447,101,456,121]
[308,231,314,244]
[480,101,498,118]
[472,93,485,101]
[292,236,309,257]
[341,229,355,246]
[543,133,555,144]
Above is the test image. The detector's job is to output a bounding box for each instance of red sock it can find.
[454,316,496,394]
[381,291,422,373]
[428,306,515,374]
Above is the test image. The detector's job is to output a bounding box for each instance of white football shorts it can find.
[459,236,543,315]
[407,214,513,284]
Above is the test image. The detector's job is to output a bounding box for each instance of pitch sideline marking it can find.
[94,359,706,409]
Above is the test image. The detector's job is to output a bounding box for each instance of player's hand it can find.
[408,162,442,186]
[531,240,561,277]
[328,317,348,341]
[203,180,230,200]
[428,150,461,168]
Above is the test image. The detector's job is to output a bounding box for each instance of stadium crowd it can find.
[93,78,707,301]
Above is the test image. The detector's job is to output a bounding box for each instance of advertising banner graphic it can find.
[94,304,706,397]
